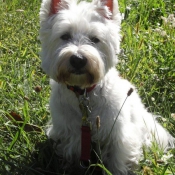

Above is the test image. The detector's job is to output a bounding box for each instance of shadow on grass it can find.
[0,139,137,175]
[0,139,103,175]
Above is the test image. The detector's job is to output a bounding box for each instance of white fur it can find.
[39,0,174,174]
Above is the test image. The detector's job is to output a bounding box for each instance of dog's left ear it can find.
[105,0,113,15]
[99,0,120,20]
[106,0,120,19]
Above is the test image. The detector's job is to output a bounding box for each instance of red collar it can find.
[67,85,96,95]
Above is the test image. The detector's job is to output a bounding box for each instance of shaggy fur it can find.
[39,0,174,174]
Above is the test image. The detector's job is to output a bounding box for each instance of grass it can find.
[0,0,175,174]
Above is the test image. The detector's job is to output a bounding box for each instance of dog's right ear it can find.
[50,0,69,15]
[50,0,60,14]
[40,0,69,20]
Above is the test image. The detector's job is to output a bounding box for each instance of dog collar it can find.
[67,85,96,95]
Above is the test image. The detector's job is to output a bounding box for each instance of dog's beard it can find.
[63,73,94,88]
[56,45,105,88]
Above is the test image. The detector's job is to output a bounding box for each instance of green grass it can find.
[0,0,175,174]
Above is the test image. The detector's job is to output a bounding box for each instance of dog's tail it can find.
[143,113,175,151]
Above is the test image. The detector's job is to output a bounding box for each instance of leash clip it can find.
[79,89,92,113]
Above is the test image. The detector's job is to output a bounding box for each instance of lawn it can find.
[0,0,175,174]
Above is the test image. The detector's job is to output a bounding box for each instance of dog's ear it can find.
[104,0,120,19]
[40,0,69,20]
[105,0,113,15]
[50,0,69,15]
[50,0,60,14]
[94,0,120,20]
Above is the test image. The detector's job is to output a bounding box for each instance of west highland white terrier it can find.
[39,0,174,174]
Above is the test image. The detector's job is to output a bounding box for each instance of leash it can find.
[67,85,102,173]
[79,89,92,168]
[67,85,94,167]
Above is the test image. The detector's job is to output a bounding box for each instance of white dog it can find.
[39,0,174,174]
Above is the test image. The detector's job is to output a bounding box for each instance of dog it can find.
[39,0,174,174]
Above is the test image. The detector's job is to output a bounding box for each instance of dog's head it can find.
[40,0,121,88]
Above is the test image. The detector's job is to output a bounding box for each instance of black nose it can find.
[70,55,87,69]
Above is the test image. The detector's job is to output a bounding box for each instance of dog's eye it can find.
[90,37,100,44]
[60,33,72,41]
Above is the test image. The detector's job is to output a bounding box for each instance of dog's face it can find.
[40,0,121,88]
